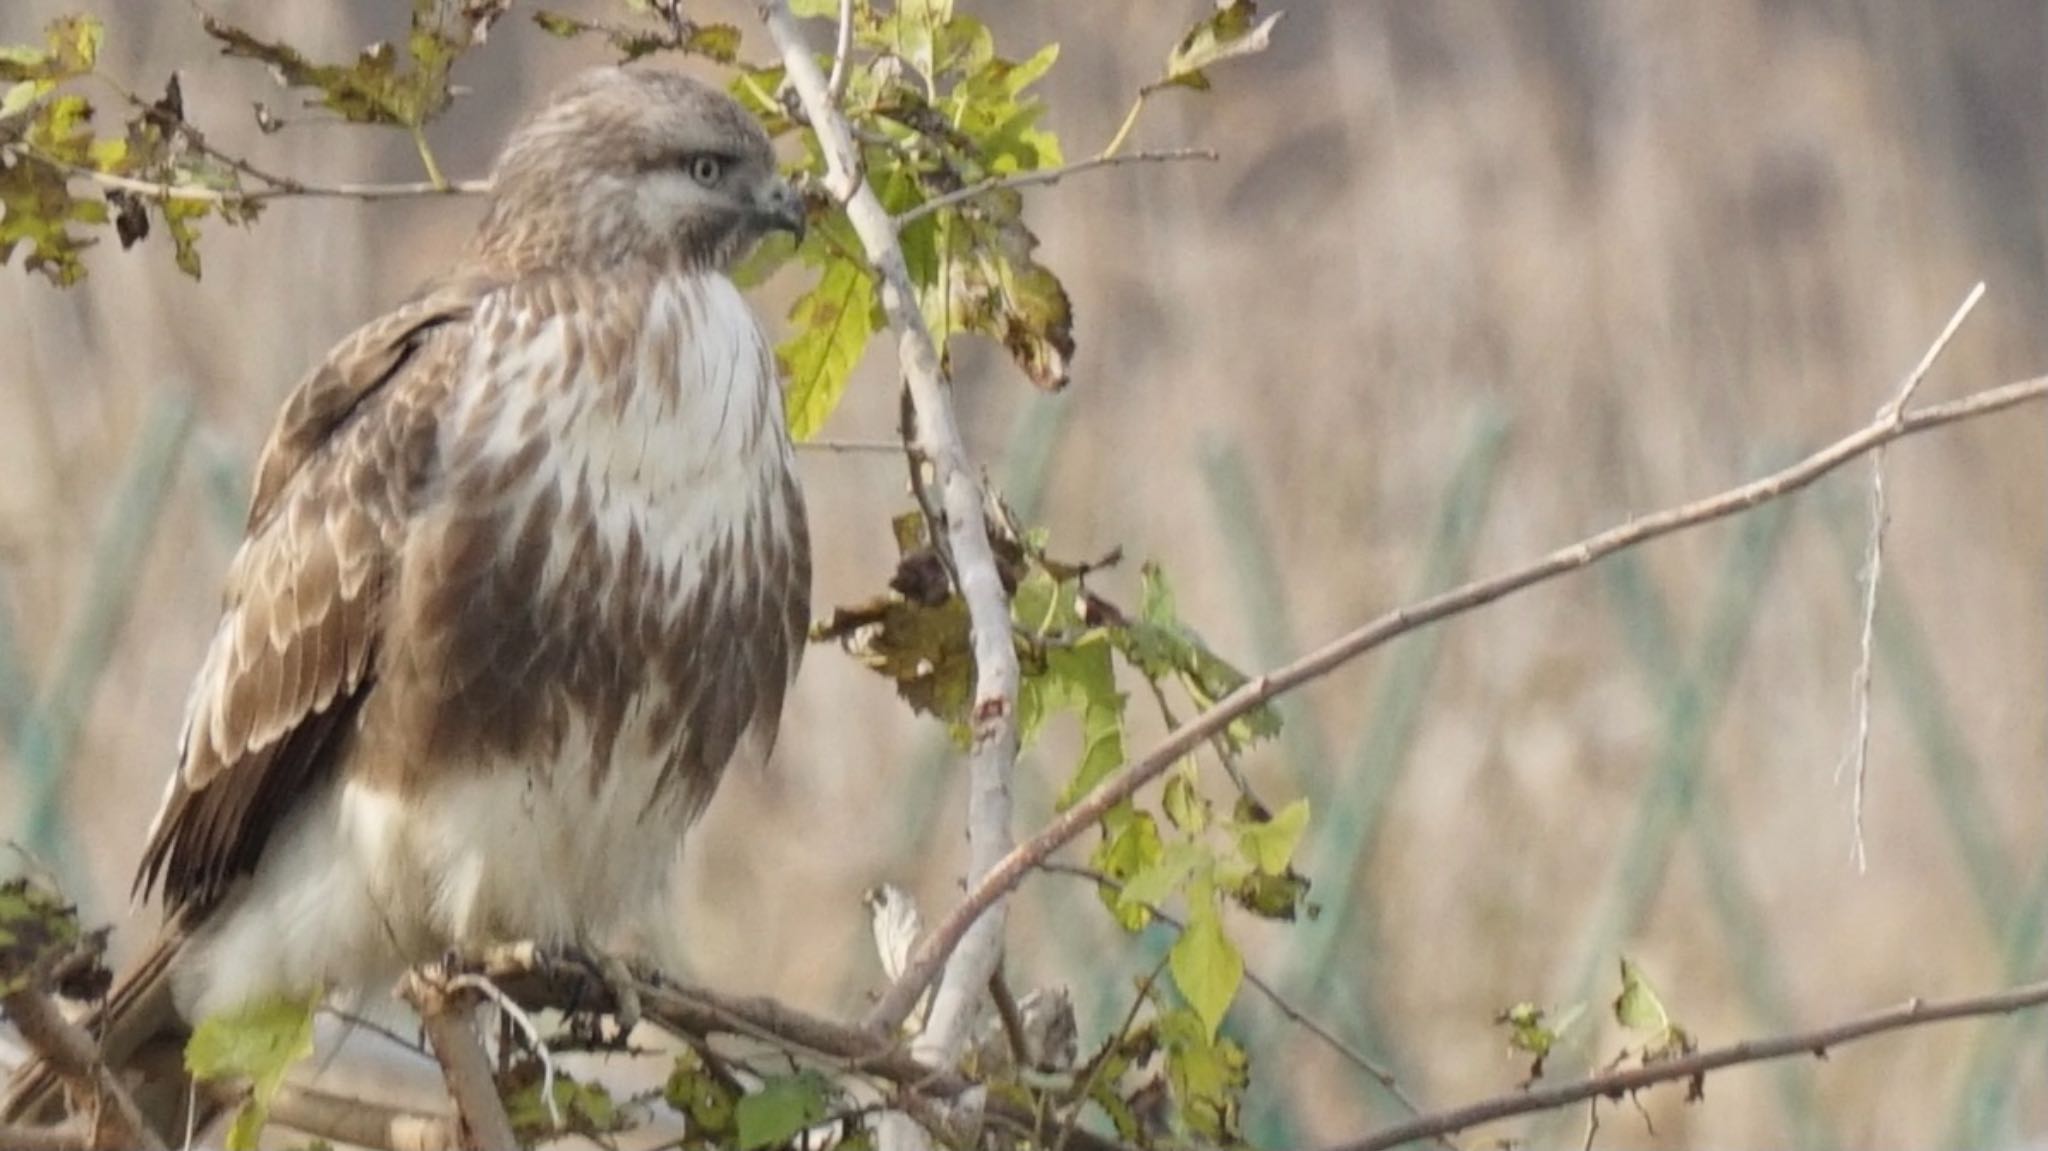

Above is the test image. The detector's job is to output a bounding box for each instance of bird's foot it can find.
[594,951,642,1041]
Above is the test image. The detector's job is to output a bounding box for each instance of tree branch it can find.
[893,149,1219,229]
[0,988,164,1151]
[754,0,1022,1059]
[1332,976,2048,1151]
[463,945,1138,1151]
[888,370,2048,1024]
[401,971,519,1151]
[264,1084,460,1151]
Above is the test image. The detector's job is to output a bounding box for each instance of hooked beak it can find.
[754,177,806,244]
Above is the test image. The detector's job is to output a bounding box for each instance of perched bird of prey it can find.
[5,66,810,1128]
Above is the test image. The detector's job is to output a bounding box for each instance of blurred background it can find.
[3,1,2045,1147]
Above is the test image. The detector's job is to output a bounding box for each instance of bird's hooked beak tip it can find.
[758,179,806,245]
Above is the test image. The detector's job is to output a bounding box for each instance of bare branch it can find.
[1837,281,1986,869]
[755,0,1022,1058]
[1331,976,2048,1151]
[401,970,519,1151]
[893,149,1219,229]
[825,0,856,107]
[890,371,2048,1021]
[0,989,164,1151]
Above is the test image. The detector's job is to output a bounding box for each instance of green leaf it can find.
[1162,770,1209,834]
[186,993,319,1151]
[1162,0,1283,91]
[736,1071,832,1150]
[1233,797,1309,874]
[1612,957,1697,1066]
[665,1048,741,1138]
[1495,1001,1582,1079]
[1612,957,1670,1032]
[1114,562,1281,750]
[1155,1005,1249,1139]
[506,1072,625,1141]
[779,244,877,440]
[1118,839,1207,912]
[1169,897,1242,1040]
[1092,808,1162,930]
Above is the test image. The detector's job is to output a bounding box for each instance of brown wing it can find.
[135,280,483,915]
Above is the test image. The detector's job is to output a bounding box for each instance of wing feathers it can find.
[136,283,481,912]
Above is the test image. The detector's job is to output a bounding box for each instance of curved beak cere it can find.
[754,178,806,244]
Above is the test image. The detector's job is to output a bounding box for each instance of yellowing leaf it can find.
[1170,899,1242,1040]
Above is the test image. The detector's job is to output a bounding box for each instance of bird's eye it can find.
[687,155,725,187]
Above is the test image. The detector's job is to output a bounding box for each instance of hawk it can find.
[6,66,810,1126]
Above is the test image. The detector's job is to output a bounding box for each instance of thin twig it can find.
[757,0,1022,1061]
[402,972,520,1151]
[886,371,2048,1022]
[0,142,488,203]
[798,437,907,454]
[1836,281,1985,871]
[0,989,165,1151]
[825,0,856,107]
[1329,976,2048,1151]
[893,149,1217,229]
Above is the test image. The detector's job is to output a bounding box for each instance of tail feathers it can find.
[3,927,199,1140]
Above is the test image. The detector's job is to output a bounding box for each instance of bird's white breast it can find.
[176,273,795,1021]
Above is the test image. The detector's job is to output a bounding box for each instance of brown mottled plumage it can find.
[6,68,809,1135]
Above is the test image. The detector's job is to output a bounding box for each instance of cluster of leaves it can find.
[0,1,514,283]
[534,1,742,65]
[0,874,108,1000]
[1497,958,1703,1100]
[201,0,508,131]
[816,507,1304,1139]
[1,16,240,282]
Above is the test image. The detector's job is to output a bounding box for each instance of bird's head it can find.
[473,68,804,273]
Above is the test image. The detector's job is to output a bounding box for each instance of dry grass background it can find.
[3,2,2046,1148]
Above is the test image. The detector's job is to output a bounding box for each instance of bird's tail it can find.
[3,926,200,1141]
